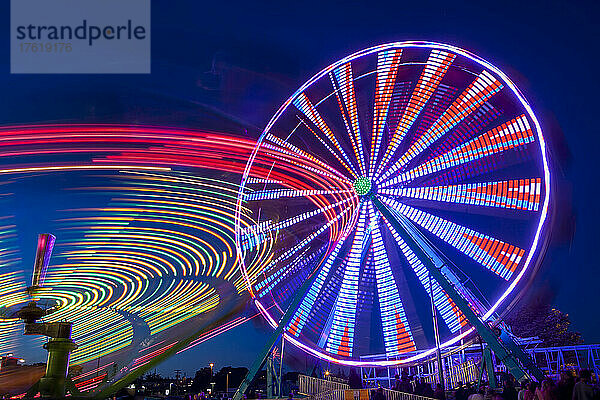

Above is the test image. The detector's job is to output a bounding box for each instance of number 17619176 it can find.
[20,42,72,53]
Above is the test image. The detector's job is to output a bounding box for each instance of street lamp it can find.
[209,363,214,377]
[226,371,231,396]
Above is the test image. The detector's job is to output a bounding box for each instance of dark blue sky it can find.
[1,0,598,376]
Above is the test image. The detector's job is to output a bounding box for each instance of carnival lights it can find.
[235,41,551,367]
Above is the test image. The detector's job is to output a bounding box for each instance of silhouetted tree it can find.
[192,367,212,392]
[506,300,582,346]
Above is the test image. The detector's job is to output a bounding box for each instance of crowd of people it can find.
[454,369,598,400]
[382,369,599,400]
[392,372,446,399]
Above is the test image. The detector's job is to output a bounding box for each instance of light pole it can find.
[209,363,215,396]
[227,371,231,396]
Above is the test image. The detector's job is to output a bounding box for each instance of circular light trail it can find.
[0,125,299,393]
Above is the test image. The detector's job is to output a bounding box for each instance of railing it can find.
[298,375,349,396]
[299,375,435,400]
[412,359,479,390]
[382,388,436,400]
[308,389,347,400]
[307,388,436,400]
[446,359,479,388]
[526,344,600,379]
[421,359,479,388]
[489,344,600,380]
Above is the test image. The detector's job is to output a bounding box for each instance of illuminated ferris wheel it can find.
[235,42,550,367]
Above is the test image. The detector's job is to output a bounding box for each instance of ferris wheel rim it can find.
[234,40,551,366]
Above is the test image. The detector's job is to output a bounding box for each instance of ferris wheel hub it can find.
[353,176,375,196]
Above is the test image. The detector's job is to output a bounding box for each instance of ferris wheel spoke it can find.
[286,227,354,338]
[367,203,416,355]
[261,142,354,183]
[324,203,369,357]
[262,205,354,275]
[379,195,525,280]
[330,63,367,176]
[376,50,456,177]
[255,246,323,299]
[381,114,535,187]
[297,117,358,179]
[369,49,403,176]
[265,133,352,183]
[380,213,484,332]
[243,197,356,245]
[381,178,542,212]
[378,70,503,184]
[243,188,353,202]
[242,196,351,257]
[293,93,358,178]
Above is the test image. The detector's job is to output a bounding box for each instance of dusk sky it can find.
[0,1,598,377]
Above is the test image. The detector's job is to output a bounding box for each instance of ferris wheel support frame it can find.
[371,196,545,384]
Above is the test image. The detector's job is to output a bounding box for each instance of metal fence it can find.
[299,375,436,400]
[526,344,600,379]
[420,359,479,388]
[308,389,347,400]
[298,375,349,395]
[305,388,435,400]
[446,359,480,388]
[382,388,436,400]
